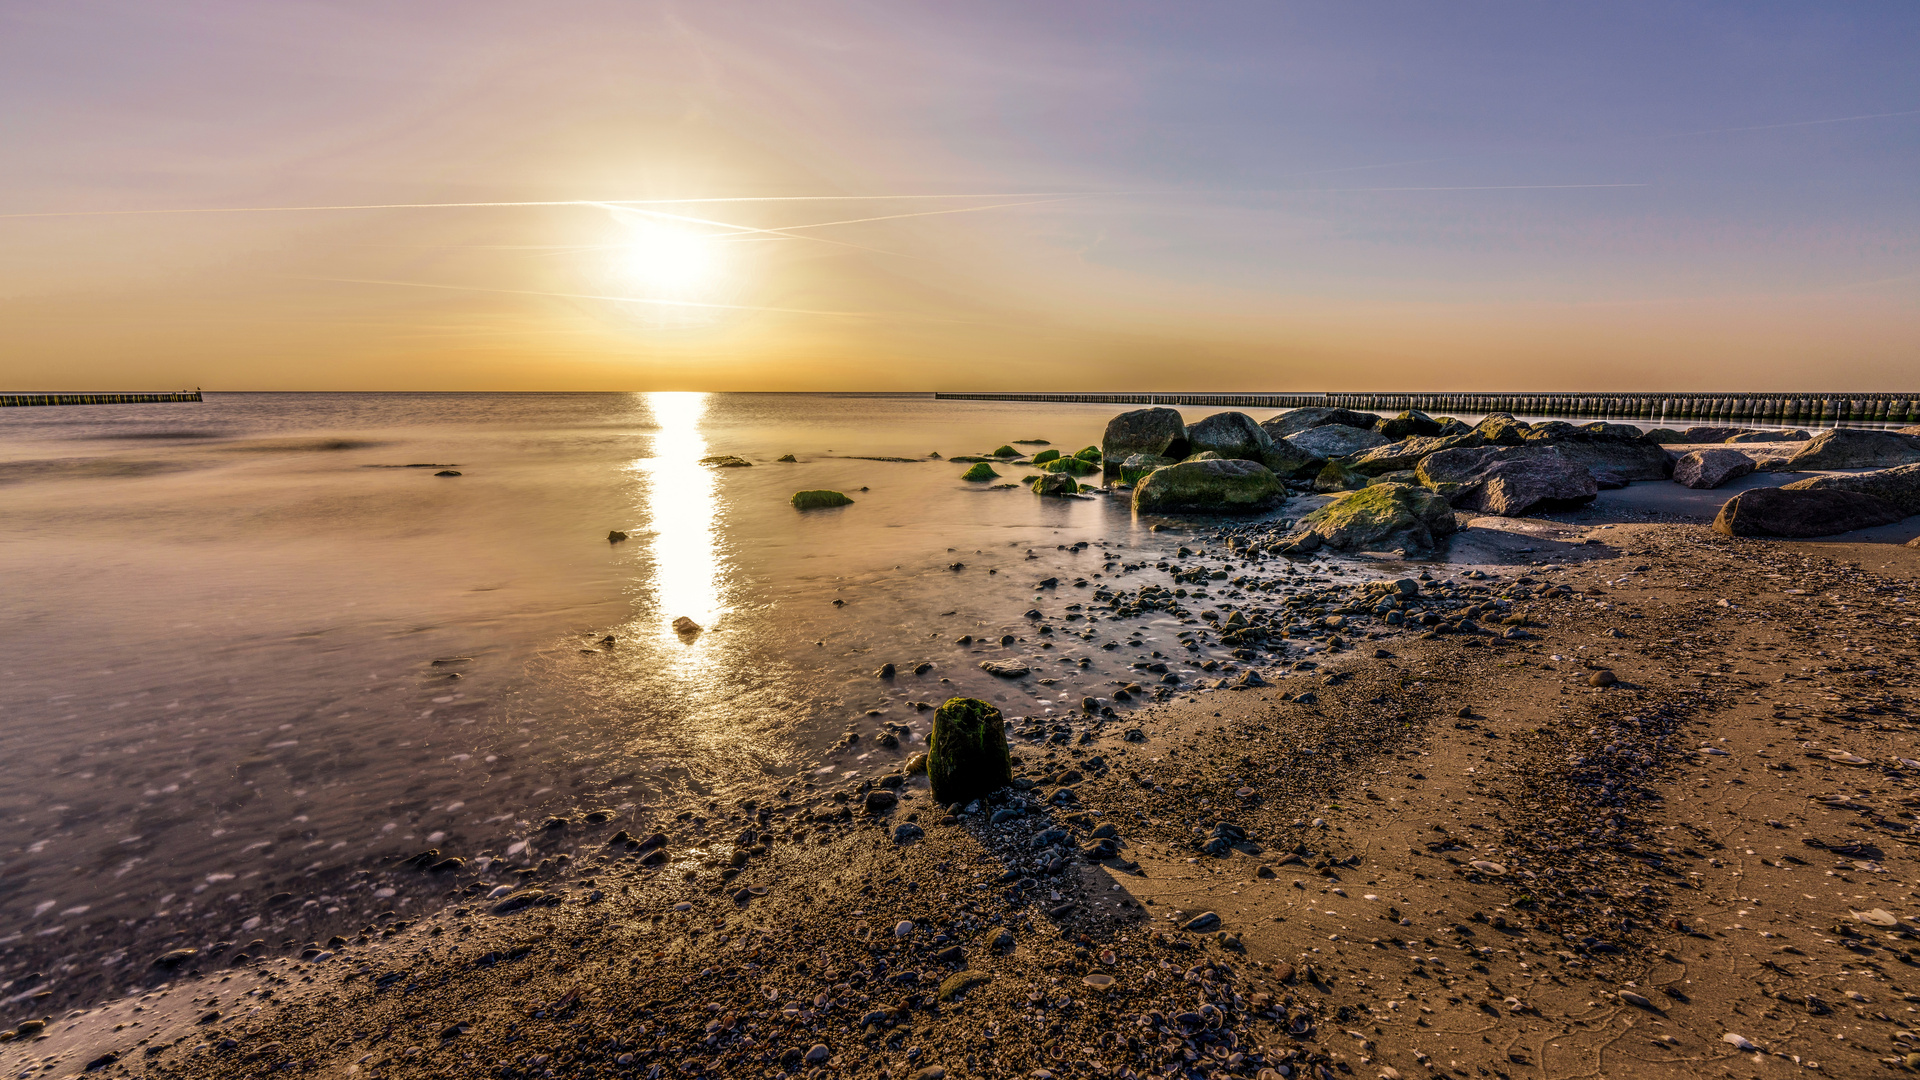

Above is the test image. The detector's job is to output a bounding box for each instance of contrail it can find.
[1661,108,1920,139]
[315,276,875,318]
[0,192,1113,221]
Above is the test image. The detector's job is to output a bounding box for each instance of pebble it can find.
[1181,911,1221,932]
[1617,990,1655,1010]
[894,920,915,938]
[1588,669,1616,687]
[893,823,925,844]
[805,1044,831,1064]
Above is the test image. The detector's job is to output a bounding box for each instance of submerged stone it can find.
[790,489,854,509]
[960,462,1000,482]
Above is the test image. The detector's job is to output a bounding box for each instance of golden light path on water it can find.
[636,391,728,662]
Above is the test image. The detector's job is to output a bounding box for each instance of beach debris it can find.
[926,697,1012,805]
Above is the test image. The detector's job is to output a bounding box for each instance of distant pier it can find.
[933,391,1920,427]
[0,391,202,408]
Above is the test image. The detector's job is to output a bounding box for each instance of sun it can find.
[616,224,723,297]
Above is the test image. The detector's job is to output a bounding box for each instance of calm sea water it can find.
[1,391,1350,997]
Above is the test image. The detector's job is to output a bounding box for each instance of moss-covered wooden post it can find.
[927,698,1012,805]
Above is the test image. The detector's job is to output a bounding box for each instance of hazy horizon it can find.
[3,2,1917,393]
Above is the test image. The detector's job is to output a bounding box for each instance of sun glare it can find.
[616,224,723,297]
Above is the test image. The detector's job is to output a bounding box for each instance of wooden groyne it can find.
[934,391,1920,426]
[0,391,202,408]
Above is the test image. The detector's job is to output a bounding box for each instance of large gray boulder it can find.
[1712,487,1907,538]
[1259,439,1326,482]
[1726,429,1809,443]
[1185,411,1274,463]
[1784,429,1920,470]
[1261,407,1381,438]
[1415,446,1596,516]
[1102,408,1189,462]
[1672,448,1756,490]
[1379,409,1444,441]
[1472,413,1532,446]
[1131,458,1284,514]
[1285,424,1388,460]
[1782,462,1920,516]
[1290,483,1459,555]
[1543,440,1672,481]
[1345,433,1486,476]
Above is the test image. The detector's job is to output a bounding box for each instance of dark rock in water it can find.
[776,453,798,462]
[1285,424,1388,460]
[1786,428,1920,470]
[672,616,702,634]
[876,662,896,678]
[1031,448,1062,464]
[1262,407,1381,438]
[927,698,1012,805]
[1291,483,1459,554]
[1186,411,1275,464]
[1031,473,1080,497]
[1102,407,1189,462]
[698,455,753,468]
[1783,462,1920,516]
[990,445,1018,457]
[960,462,1000,482]
[791,489,854,510]
[607,530,628,543]
[1712,487,1907,538]
[913,661,933,674]
[1115,452,1175,483]
[1037,455,1099,477]
[1673,448,1756,490]
[1131,459,1284,513]
[1379,409,1443,441]
[434,470,461,477]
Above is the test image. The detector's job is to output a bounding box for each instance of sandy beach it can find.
[13,508,1920,1080]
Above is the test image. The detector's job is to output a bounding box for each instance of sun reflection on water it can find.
[637,392,727,646]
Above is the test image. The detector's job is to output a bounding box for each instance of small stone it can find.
[805,1044,831,1064]
[1181,911,1222,932]
[1588,670,1616,687]
[893,823,925,844]
[1618,991,1655,1010]
[1468,860,1507,875]
[434,469,461,477]
[672,616,702,635]
[913,1068,948,1080]
[607,530,628,543]
[895,920,915,938]
[876,663,896,678]
[864,790,898,813]
[154,948,199,968]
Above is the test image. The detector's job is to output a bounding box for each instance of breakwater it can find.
[0,390,202,407]
[934,391,1920,427]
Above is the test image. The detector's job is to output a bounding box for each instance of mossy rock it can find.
[1313,455,1374,490]
[790,489,853,510]
[927,697,1012,805]
[1074,446,1101,462]
[1294,482,1459,555]
[1119,452,1174,483]
[960,462,1000,482]
[1031,448,1062,464]
[1131,459,1283,513]
[776,453,798,462]
[1039,455,1099,477]
[699,455,752,468]
[990,445,1018,458]
[1031,473,1079,497]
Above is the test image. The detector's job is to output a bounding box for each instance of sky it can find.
[1,1,1916,392]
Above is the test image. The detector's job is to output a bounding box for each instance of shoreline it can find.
[13,520,1920,1078]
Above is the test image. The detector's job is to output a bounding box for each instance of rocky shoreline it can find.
[13,402,1920,1080]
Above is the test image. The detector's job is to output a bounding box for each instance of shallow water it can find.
[1,391,1377,991]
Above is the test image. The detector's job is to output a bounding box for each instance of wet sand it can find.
[14,513,1920,1080]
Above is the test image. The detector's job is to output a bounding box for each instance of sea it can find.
[0,391,1358,1002]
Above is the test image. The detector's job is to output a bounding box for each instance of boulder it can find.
[1312,459,1368,493]
[927,698,1013,807]
[1345,433,1486,476]
[1679,426,1746,443]
[1031,448,1061,464]
[960,462,999,482]
[1415,446,1596,515]
[1103,408,1189,462]
[1726,429,1809,443]
[1785,428,1920,470]
[1073,446,1102,462]
[1541,440,1672,481]
[1038,455,1099,476]
[1284,424,1388,460]
[1030,473,1079,497]
[1291,483,1459,555]
[1711,487,1907,539]
[1672,449,1756,490]
[1117,453,1175,483]
[1644,428,1687,443]
[1259,439,1326,481]
[1186,412,1274,463]
[1781,462,1920,516]
[790,490,854,510]
[1132,459,1285,514]
[1379,409,1444,441]
[1473,413,1532,445]
[1261,407,1381,438]
[1591,470,1631,490]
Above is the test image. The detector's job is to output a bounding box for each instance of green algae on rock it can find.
[1292,482,1458,554]
[1074,445,1101,462]
[960,462,1000,482]
[698,455,753,468]
[789,490,854,510]
[1131,458,1283,513]
[927,697,1012,806]
[990,445,1019,458]
[1030,473,1079,497]
[1031,448,1062,464]
[1039,455,1099,477]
